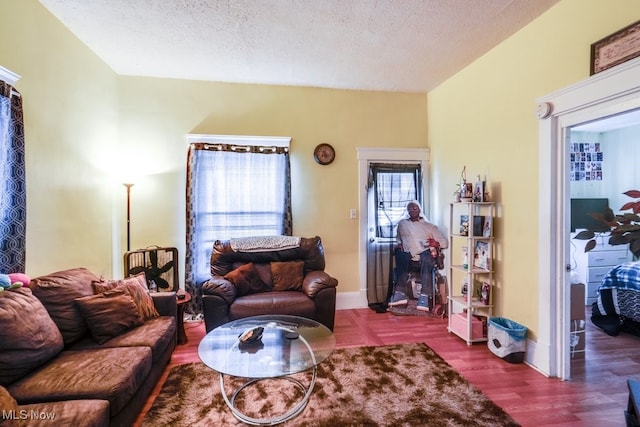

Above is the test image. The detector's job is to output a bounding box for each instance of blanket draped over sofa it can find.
[0,267,176,427]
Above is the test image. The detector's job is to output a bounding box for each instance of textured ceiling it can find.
[39,0,559,93]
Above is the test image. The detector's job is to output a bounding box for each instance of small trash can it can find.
[488,317,527,364]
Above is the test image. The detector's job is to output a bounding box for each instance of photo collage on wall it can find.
[570,142,603,181]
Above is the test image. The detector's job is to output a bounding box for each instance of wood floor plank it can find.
[134,307,639,426]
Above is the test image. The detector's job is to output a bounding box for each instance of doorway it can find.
[537,57,640,380]
[357,147,430,308]
[567,109,640,369]
[365,162,423,309]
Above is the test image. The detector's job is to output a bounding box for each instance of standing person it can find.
[389,201,448,311]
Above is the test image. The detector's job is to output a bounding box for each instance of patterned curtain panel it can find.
[0,82,25,273]
[184,142,292,315]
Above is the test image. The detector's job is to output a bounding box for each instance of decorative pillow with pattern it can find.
[92,272,159,319]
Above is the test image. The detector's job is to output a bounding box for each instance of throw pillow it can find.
[0,287,64,386]
[92,272,159,319]
[271,261,305,291]
[28,267,101,345]
[224,262,270,296]
[75,289,144,344]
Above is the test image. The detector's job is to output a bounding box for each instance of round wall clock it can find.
[313,143,335,165]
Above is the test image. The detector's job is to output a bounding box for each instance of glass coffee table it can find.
[198,315,335,425]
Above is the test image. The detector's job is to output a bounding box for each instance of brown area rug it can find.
[142,343,519,426]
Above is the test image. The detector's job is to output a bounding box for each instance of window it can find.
[370,163,422,239]
[185,135,292,313]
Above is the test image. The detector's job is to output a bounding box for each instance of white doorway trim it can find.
[537,57,640,379]
[354,147,430,308]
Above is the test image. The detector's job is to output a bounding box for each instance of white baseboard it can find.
[336,291,368,310]
[523,338,551,377]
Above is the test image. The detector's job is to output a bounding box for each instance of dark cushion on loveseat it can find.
[29,268,101,345]
[0,288,64,386]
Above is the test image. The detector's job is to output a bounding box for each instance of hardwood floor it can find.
[135,308,639,426]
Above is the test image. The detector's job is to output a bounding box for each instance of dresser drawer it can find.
[587,266,614,283]
[588,250,633,267]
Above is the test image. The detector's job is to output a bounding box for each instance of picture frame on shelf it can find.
[461,246,469,269]
[482,216,493,237]
[472,215,485,236]
[481,281,491,305]
[473,241,490,270]
[473,180,485,202]
[461,277,469,298]
[459,215,469,235]
[460,183,473,200]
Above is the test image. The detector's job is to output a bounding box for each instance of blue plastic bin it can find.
[487,317,527,363]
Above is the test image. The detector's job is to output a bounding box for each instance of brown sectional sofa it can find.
[0,268,176,427]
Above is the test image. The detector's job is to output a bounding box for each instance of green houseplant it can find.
[574,190,640,257]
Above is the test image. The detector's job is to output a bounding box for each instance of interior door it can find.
[566,108,640,375]
[366,163,422,309]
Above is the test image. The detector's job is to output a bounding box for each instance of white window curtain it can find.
[184,137,292,314]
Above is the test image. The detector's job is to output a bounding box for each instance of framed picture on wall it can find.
[591,20,640,75]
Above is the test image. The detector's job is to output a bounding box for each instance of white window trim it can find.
[186,134,291,148]
[0,66,20,86]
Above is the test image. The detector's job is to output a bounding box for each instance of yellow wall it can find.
[1,0,119,276]
[428,0,640,339]
[1,0,428,292]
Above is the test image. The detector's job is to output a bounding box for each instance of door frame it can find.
[356,147,430,308]
[537,57,640,379]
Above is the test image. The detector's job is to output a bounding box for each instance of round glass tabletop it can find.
[198,315,336,379]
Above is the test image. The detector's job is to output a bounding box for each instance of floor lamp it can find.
[123,183,134,252]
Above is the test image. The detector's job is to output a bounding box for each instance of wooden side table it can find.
[176,289,192,345]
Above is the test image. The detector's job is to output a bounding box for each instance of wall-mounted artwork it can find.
[570,142,603,181]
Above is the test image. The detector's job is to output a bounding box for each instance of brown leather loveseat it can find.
[201,236,338,332]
